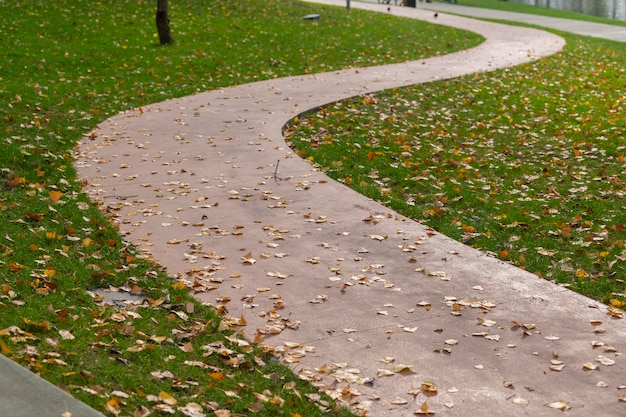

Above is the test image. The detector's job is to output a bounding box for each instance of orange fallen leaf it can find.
[49,190,63,203]
[23,318,51,331]
[0,339,11,355]
[209,371,226,381]
[105,397,122,415]
[415,401,435,415]
[9,262,24,273]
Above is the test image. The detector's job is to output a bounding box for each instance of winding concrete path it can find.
[71,2,625,416]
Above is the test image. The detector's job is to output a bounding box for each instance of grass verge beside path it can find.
[0,1,481,416]
[430,0,626,26]
[286,30,626,310]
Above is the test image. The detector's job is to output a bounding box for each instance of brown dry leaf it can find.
[583,362,599,370]
[178,402,204,417]
[476,317,497,327]
[393,364,415,374]
[417,301,431,311]
[180,342,193,352]
[421,381,438,396]
[549,362,566,372]
[607,306,623,319]
[544,401,570,411]
[59,329,75,340]
[391,396,408,405]
[214,410,231,417]
[267,271,288,279]
[242,252,256,265]
[596,355,615,366]
[511,396,529,406]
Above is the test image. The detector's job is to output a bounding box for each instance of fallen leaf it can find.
[421,381,438,396]
[178,402,204,417]
[105,397,122,415]
[49,190,64,203]
[596,355,615,366]
[158,391,177,405]
[549,363,566,372]
[59,329,75,340]
[393,364,415,374]
[242,252,256,265]
[414,402,435,415]
[23,318,51,331]
[544,401,570,411]
[511,396,528,406]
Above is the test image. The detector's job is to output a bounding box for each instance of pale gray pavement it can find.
[3,1,625,417]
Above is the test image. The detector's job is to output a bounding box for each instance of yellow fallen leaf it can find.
[610,299,625,308]
[172,282,186,290]
[158,391,177,405]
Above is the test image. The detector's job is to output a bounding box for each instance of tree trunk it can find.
[156,0,173,45]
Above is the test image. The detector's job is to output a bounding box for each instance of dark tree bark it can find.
[156,0,173,45]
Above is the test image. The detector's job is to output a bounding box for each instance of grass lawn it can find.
[0,1,482,416]
[432,0,626,26]
[287,13,626,308]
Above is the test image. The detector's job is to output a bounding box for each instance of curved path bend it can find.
[75,2,624,416]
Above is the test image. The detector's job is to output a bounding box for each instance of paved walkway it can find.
[3,2,625,417]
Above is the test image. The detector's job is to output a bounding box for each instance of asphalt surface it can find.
[2,1,625,416]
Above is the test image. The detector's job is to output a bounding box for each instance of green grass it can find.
[431,0,626,26]
[0,1,482,416]
[286,32,626,309]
